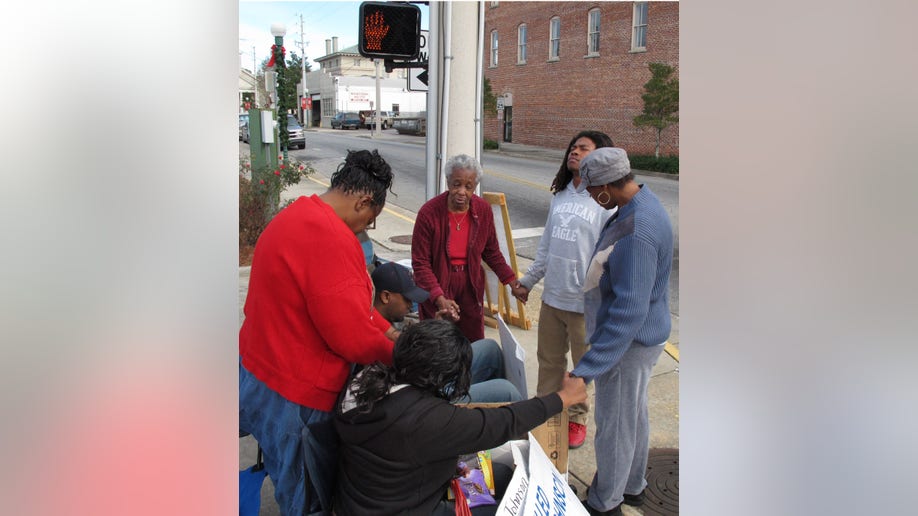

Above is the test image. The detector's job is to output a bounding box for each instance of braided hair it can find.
[330,149,395,207]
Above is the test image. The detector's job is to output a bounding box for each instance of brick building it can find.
[483,1,678,156]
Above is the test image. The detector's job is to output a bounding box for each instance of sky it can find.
[239,0,429,73]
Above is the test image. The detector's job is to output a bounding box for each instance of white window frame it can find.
[631,2,648,52]
[490,30,499,67]
[549,17,560,60]
[517,24,527,64]
[587,8,601,56]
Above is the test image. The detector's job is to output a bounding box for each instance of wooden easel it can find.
[481,192,531,330]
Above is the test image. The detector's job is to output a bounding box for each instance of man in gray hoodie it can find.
[511,130,615,449]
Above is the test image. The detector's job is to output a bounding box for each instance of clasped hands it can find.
[509,279,529,303]
[434,295,461,322]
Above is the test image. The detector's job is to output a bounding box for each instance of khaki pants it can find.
[535,302,593,425]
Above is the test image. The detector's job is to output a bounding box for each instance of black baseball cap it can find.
[371,262,430,303]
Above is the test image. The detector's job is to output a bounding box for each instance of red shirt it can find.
[447,218,470,265]
[411,192,516,311]
[240,195,394,411]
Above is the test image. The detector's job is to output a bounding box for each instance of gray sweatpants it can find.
[587,341,664,511]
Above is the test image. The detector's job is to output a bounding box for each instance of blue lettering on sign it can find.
[551,472,567,515]
[534,486,551,516]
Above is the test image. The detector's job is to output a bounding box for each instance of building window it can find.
[632,2,648,51]
[490,1,499,7]
[517,24,527,64]
[354,58,362,67]
[490,30,499,67]
[549,17,560,60]
[588,8,601,55]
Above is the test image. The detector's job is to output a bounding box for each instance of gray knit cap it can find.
[575,147,631,192]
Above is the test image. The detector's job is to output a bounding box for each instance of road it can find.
[256,128,679,313]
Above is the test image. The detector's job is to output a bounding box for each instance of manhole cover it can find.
[642,448,679,515]
[389,234,413,245]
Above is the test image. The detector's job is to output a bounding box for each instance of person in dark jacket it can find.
[334,319,587,515]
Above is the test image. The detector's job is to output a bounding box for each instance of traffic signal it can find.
[358,2,421,60]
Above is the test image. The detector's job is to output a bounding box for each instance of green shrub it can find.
[240,174,271,248]
[483,139,499,150]
[239,155,314,248]
[629,155,679,174]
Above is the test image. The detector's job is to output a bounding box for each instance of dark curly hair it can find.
[349,320,473,413]
[330,149,395,207]
[550,131,614,194]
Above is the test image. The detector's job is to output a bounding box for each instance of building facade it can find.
[301,38,427,128]
[483,1,678,156]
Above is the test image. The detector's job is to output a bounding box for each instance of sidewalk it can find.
[239,156,679,516]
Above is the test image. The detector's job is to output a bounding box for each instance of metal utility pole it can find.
[426,1,481,197]
[299,14,308,125]
[374,59,382,136]
[425,0,440,200]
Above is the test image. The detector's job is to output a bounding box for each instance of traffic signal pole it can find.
[425,0,440,201]
[441,1,481,182]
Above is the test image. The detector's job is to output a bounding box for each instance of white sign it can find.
[497,314,528,399]
[408,30,429,92]
[496,97,505,111]
[495,436,588,516]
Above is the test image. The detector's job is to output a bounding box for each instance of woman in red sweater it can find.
[239,149,396,515]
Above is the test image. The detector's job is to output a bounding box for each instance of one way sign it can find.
[408,30,429,92]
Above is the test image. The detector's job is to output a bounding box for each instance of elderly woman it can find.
[334,320,587,515]
[411,154,521,341]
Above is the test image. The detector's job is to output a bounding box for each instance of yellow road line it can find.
[307,175,417,223]
[664,341,679,362]
[483,169,552,192]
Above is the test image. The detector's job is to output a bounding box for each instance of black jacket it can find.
[334,386,562,515]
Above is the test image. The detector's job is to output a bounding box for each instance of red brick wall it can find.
[483,2,679,156]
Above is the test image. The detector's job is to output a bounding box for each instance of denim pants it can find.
[239,361,337,515]
[463,338,522,403]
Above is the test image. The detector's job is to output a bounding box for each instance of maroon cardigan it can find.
[411,192,516,314]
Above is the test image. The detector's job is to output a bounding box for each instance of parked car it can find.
[331,112,362,130]
[239,113,249,142]
[364,110,396,130]
[284,114,305,149]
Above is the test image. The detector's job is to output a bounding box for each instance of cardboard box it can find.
[460,403,569,474]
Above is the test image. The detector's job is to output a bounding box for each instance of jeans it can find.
[239,361,336,515]
[465,338,522,403]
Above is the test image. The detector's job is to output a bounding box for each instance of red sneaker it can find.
[568,422,587,449]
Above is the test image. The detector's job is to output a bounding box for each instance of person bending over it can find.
[334,319,587,515]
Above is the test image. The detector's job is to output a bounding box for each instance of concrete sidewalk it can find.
[239,163,679,515]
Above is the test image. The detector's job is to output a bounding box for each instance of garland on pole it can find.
[269,43,289,150]
[266,44,286,68]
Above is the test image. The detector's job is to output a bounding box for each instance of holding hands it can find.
[509,280,530,303]
[434,295,461,322]
[557,373,588,408]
